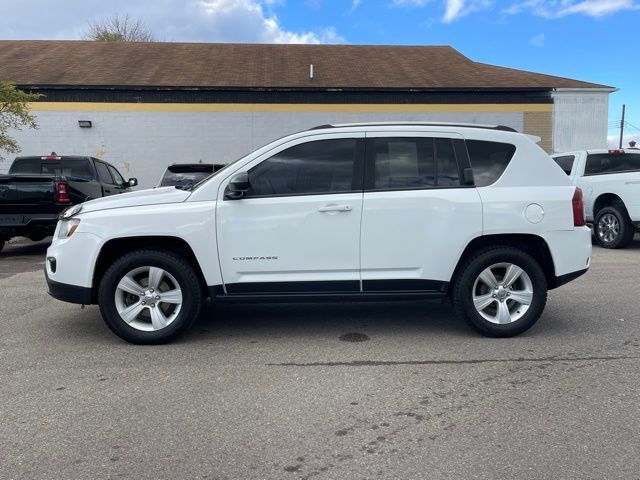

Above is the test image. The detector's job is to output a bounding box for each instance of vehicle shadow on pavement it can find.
[183,299,484,343]
[1,238,51,257]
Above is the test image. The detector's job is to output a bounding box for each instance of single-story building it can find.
[0,40,614,187]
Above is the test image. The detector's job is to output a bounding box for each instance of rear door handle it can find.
[318,204,352,213]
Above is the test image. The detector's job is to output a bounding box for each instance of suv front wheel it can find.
[98,250,202,344]
[452,247,548,337]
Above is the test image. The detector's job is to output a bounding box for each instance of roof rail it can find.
[309,122,517,133]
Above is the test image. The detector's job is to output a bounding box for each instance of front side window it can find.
[247,139,357,197]
[585,153,640,175]
[554,155,575,175]
[108,165,125,185]
[466,140,516,187]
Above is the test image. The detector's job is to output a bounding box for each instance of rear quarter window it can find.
[553,155,575,175]
[466,140,516,187]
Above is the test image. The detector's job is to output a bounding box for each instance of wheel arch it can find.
[450,234,558,292]
[91,236,208,302]
[593,193,627,218]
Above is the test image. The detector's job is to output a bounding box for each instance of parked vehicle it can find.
[45,123,591,344]
[157,163,224,189]
[552,149,640,248]
[0,154,137,252]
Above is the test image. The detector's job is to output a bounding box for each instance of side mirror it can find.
[128,178,138,187]
[225,172,250,199]
[462,168,475,186]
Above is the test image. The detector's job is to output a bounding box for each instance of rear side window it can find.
[9,157,93,179]
[95,162,114,184]
[373,138,435,189]
[247,138,357,197]
[585,153,640,175]
[371,137,460,189]
[435,138,460,186]
[466,140,516,187]
[554,155,575,175]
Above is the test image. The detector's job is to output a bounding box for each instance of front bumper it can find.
[45,268,93,304]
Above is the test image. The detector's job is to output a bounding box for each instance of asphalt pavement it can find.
[1,237,639,480]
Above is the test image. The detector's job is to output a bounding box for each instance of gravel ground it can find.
[1,236,639,480]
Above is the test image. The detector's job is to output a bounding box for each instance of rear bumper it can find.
[554,267,588,288]
[45,269,93,305]
[0,214,59,238]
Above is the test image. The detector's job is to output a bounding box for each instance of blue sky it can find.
[2,0,639,144]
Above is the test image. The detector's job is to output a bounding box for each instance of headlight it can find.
[60,204,82,219]
[58,218,81,238]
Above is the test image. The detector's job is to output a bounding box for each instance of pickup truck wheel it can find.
[594,206,634,249]
[98,250,202,344]
[452,247,547,337]
[0,239,5,253]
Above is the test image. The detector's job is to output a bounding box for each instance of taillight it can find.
[572,187,585,227]
[55,182,70,203]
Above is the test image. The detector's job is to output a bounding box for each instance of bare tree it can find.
[84,14,154,42]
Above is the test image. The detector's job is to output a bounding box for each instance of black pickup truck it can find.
[0,154,137,252]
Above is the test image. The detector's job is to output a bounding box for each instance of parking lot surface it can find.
[2,237,640,480]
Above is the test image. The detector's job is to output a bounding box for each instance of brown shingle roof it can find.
[0,40,612,90]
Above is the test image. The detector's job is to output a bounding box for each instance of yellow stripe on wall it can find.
[28,102,553,113]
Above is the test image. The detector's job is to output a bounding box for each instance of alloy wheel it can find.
[472,262,533,325]
[114,266,183,331]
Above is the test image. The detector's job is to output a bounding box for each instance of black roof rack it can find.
[309,122,517,133]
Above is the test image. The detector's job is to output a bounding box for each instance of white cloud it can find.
[391,0,492,22]
[194,0,344,43]
[608,134,639,148]
[529,32,545,46]
[504,0,640,18]
[391,0,432,5]
[0,0,344,44]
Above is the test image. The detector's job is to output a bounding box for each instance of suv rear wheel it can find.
[98,250,202,344]
[594,205,634,249]
[452,247,547,337]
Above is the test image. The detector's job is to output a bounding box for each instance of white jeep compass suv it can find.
[45,123,591,344]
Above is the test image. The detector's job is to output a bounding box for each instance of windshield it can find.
[160,165,214,187]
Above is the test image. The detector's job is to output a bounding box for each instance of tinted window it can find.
[373,138,435,189]
[466,140,516,187]
[160,170,213,187]
[585,153,640,175]
[108,165,125,185]
[554,155,575,175]
[95,162,114,184]
[9,157,93,179]
[247,139,357,197]
[435,138,460,186]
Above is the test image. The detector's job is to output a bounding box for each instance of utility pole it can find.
[619,104,626,149]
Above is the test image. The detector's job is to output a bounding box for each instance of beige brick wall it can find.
[523,111,553,153]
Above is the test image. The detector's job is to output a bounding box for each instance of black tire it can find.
[0,238,5,253]
[98,249,202,344]
[452,246,547,338]
[593,205,634,249]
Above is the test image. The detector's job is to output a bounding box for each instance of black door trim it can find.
[362,279,448,293]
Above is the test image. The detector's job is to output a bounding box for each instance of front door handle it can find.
[318,204,352,213]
